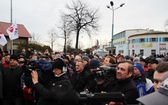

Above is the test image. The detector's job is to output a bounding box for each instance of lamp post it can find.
[10,0,13,54]
[107,1,125,54]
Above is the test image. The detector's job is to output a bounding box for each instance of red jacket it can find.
[23,87,33,100]
[2,62,10,68]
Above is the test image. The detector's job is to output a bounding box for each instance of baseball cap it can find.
[136,73,168,105]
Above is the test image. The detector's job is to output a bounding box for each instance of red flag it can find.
[0,31,7,46]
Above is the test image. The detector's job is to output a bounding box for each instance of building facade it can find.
[129,31,168,57]
[113,29,151,55]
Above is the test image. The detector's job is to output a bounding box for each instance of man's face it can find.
[74,56,81,63]
[75,62,84,73]
[148,63,157,70]
[53,68,62,76]
[116,62,132,80]
[82,59,88,66]
[103,57,110,66]
[28,48,31,51]
[10,59,18,67]
[153,71,168,91]
[22,48,26,52]
[133,67,141,77]
[5,55,10,63]
[140,61,146,67]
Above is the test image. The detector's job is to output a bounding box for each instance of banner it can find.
[141,43,152,48]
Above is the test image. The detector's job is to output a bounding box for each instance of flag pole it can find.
[10,0,13,54]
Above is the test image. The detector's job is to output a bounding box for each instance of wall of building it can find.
[129,33,168,56]
[115,43,129,55]
[113,29,151,55]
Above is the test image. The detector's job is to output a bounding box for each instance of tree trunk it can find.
[75,30,80,49]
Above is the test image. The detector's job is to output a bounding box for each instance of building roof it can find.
[0,21,31,38]
[129,31,168,38]
[114,29,148,35]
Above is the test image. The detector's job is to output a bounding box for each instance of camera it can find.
[24,59,37,71]
[78,91,127,105]
[23,59,54,87]
[94,66,117,82]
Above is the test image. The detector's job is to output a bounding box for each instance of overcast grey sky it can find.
[1,0,168,51]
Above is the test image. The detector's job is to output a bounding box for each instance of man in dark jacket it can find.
[84,59,100,93]
[31,58,79,105]
[106,60,139,105]
[2,54,24,105]
[145,57,158,82]
[70,61,90,93]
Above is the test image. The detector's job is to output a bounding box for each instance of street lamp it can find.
[107,1,125,54]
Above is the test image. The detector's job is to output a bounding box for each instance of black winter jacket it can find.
[2,66,24,99]
[33,75,79,105]
[70,70,90,93]
[106,78,139,104]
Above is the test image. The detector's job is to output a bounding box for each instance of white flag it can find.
[6,22,19,40]
[0,31,7,46]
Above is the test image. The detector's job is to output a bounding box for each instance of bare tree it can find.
[47,28,57,50]
[165,19,168,32]
[58,14,73,53]
[64,0,99,49]
[29,33,40,44]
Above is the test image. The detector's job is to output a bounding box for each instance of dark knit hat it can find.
[10,54,18,61]
[90,59,100,69]
[53,58,66,70]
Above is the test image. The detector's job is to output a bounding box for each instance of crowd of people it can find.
[0,47,168,105]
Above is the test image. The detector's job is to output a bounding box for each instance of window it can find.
[140,38,145,43]
[151,49,156,55]
[132,39,135,43]
[159,38,162,42]
[165,38,168,42]
[135,39,140,43]
[152,38,156,42]
[148,38,152,42]
[119,50,124,54]
[156,38,158,42]
[140,49,144,56]
[132,50,135,56]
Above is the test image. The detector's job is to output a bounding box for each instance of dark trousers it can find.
[0,98,2,105]
[24,99,34,105]
[3,97,23,105]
